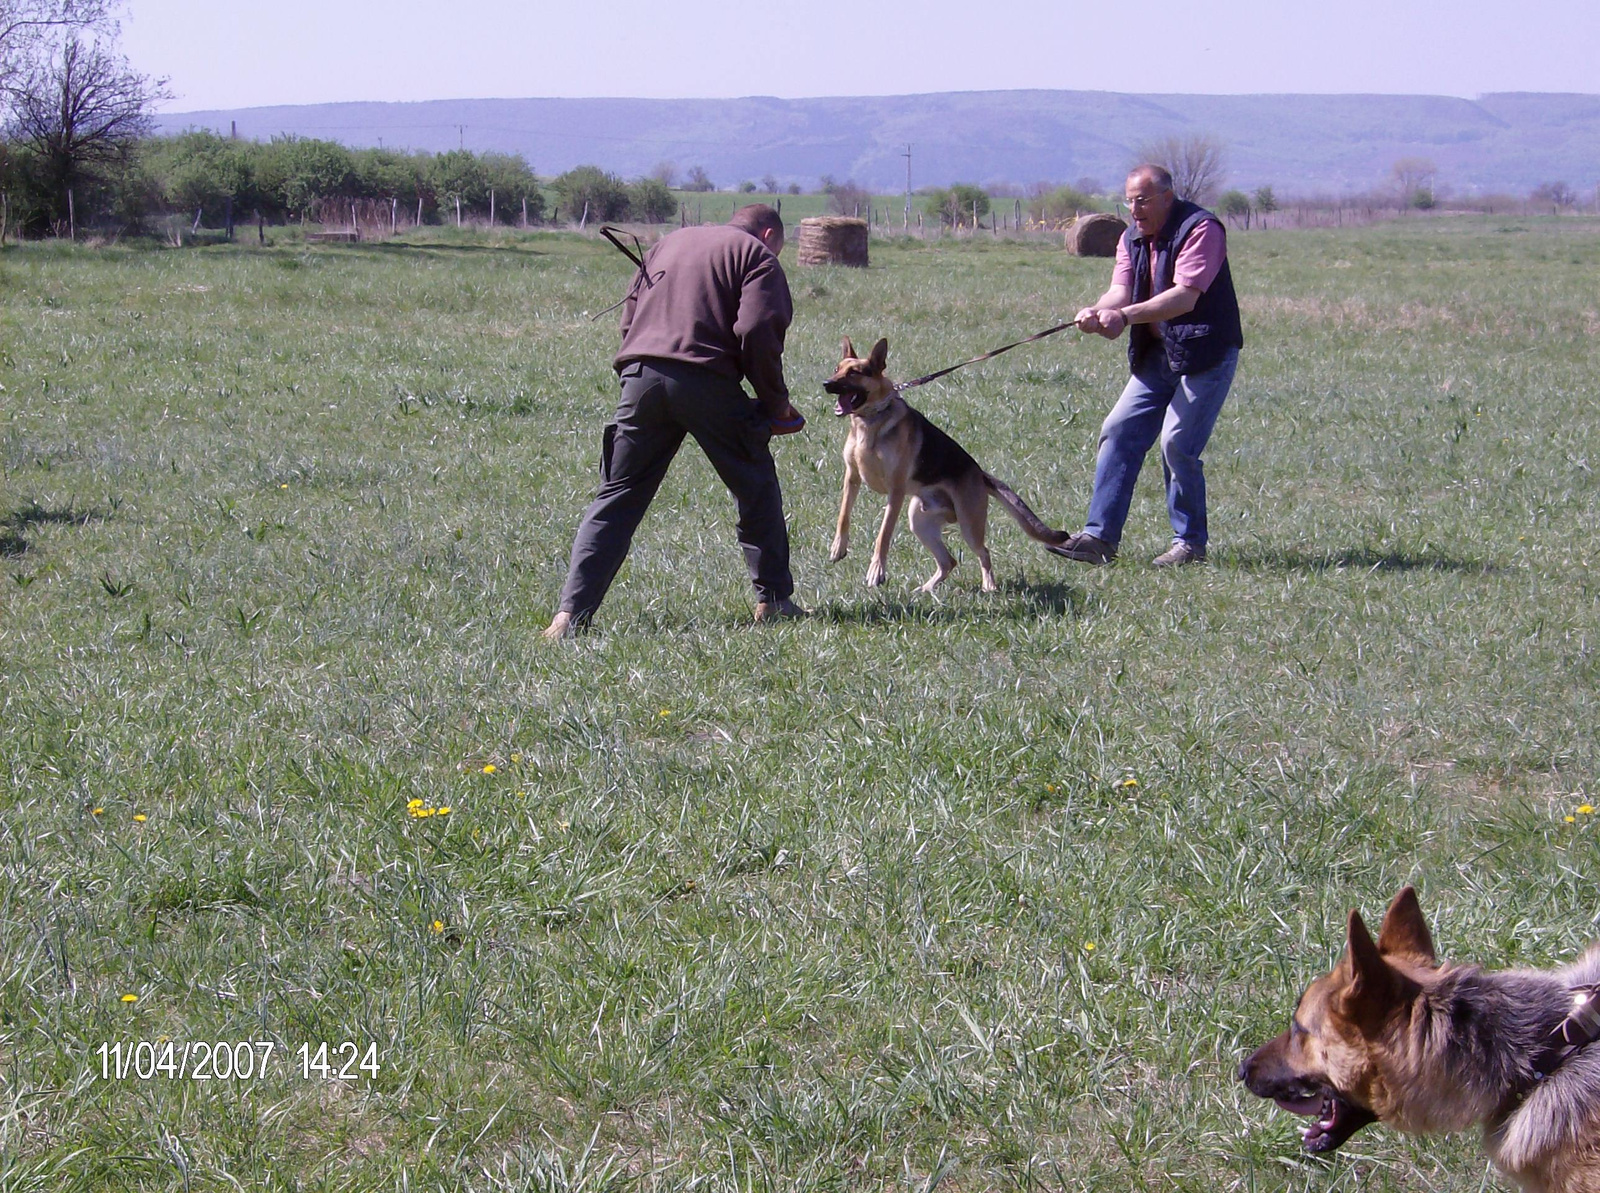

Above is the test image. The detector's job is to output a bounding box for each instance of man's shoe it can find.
[1152,540,1206,568]
[1044,532,1117,566]
[754,597,809,623]
[541,611,577,640]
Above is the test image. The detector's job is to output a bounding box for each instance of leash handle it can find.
[591,225,658,321]
[598,225,645,269]
[895,320,1078,393]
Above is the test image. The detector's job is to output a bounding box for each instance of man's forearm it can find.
[1117,284,1200,325]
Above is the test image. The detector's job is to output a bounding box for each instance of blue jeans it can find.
[1083,347,1238,548]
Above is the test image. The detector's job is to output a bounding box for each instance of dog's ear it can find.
[840,336,856,361]
[1376,886,1436,964]
[1341,908,1419,1025]
[867,338,889,374]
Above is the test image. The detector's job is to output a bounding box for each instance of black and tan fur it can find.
[823,337,1068,592]
[1240,886,1600,1193]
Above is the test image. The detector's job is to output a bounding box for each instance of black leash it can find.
[894,320,1079,393]
[590,225,662,321]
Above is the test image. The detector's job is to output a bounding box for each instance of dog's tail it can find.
[984,474,1070,545]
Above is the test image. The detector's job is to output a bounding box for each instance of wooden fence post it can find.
[68,188,76,240]
[225,195,234,241]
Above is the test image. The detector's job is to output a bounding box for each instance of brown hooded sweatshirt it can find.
[615,224,793,417]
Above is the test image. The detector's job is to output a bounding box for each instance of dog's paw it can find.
[829,539,849,563]
[865,561,888,587]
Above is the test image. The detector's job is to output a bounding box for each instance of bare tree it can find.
[8,36,166,221]
[1531,180,1577,211]
[648,160,677,188]
[1133,133,1226,205]
[1390,157,1437,208]
[0,0,113,100]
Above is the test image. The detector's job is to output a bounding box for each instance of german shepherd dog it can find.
[1240,886,1600,1193]
[823,337,1069,592]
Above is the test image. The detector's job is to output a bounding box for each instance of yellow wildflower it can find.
[132,813,148,823]
[1083,942,1097,952]
[1120,778,1139,789]
[407,798,424,809]
[430,920,444,934]
[1579,805,1595,815]
[659,709,671,718]
[437,806,452,816]
[481,764,496,774]
[510,753,522,764]
[120,994,138,1003]
[1566,816,1577,824]
[91,807,104,815]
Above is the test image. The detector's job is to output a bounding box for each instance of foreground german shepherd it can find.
[1240,886,1600,1193]
[823,337,1068,591]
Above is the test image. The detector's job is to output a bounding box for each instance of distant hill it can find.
[154,90,1600,197]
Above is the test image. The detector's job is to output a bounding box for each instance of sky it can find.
[122,0,1600,113]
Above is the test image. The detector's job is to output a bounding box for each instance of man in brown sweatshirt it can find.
[544,204,806,637]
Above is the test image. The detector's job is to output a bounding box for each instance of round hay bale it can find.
[796,216,868,267]
[1065,213,1127,257]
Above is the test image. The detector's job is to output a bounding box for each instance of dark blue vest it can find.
[1125,199,1243,375]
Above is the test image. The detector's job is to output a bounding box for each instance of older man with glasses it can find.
[1050,164,1244,568]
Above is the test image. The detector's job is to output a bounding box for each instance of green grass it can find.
[1,217,1598,1192]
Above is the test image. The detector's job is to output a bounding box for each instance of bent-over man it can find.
[544,204,806,637]
[1051,164,1243,567]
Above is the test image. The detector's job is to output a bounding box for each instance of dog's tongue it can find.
[833,395,854,417]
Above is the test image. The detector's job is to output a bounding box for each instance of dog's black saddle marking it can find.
[906,407,980,487]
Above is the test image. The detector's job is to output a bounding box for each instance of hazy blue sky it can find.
[124,0,1599,112]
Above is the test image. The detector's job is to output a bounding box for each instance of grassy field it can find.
[1,217,1598,1193]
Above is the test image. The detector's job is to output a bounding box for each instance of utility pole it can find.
[457,125,465,151]
[901,144,912,228]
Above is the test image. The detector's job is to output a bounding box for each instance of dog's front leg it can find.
[866,489,904,587]
[830,462,861,563]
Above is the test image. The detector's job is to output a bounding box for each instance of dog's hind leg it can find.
[955,486,997,591]
[866,490,905,587]
[909,495,957,593]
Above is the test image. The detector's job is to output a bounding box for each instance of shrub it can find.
[629,177,677,223]
[552,165,630,222]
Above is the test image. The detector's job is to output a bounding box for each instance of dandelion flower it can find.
[1120,778,1139,789]
[437,806,452,816]
[1579,805,1595,816]
[132,813,148,823]
[91,807,104,815]
[280,483,289,490]
[1566,816,1577,824]
[430,920,444,934]
[659,709,671,718]
[1083,942,1097,952]
[407,798,424,810]
[120,993,138,1003]
[481,764,496,775]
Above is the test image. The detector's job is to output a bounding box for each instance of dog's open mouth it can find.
[1275,1088,1376,1154]
[823,379,868,417]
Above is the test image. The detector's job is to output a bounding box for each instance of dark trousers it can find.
[557,359,794,623]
